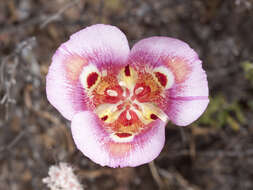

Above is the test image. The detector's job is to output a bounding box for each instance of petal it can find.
[46,52,88,120]
[71,111,166,168]
[46,24,130,120]
[129,37,198,70]
[166,97,209,126]
[128,37,209,126]
[63,24,130,72]
[166,59,209,126]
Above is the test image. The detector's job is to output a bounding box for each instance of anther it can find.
[106,89,118,97]
[135,87,144,95]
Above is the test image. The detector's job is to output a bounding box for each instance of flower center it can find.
[80,65,173,142]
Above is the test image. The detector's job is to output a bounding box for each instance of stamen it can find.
[135,87,144,95]
[106,89,118,97]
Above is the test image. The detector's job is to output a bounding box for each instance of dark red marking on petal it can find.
[87,72,99,88]
[155,72,167,87]
[115,133,132,138]
[124,65,131,76]
[150,114,158,120]
[101,115,108,121]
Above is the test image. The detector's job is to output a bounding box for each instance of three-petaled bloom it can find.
[46,24,209,168]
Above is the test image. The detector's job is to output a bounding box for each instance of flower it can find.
[46,24,209,168]
[42,162,83,190]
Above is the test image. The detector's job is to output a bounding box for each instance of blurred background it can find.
[0,0,253,189]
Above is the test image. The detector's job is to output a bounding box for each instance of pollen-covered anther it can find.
[135,87,144,95]
[110,132,135,143]
[106,89,118,97]
[153,66,174,89]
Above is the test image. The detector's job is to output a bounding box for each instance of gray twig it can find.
[0,130,26,152]
[0,37,36,120]
[149,161,165,190]
[40,0,81,29]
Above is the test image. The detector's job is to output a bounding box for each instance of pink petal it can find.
[63,24,130,72]
[166,97,209,126]
[71,111,166,168]
[167,59,209,126]
[128,37,209,126]
[129,37,198,70]
[46,24,130,120]
[46,52,88,120]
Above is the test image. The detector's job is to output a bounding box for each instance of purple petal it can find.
[71,111,166,168]
[46,24,130,120]
[128,37,209,126]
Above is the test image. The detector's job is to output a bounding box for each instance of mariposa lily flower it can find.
[46,24,209,168]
